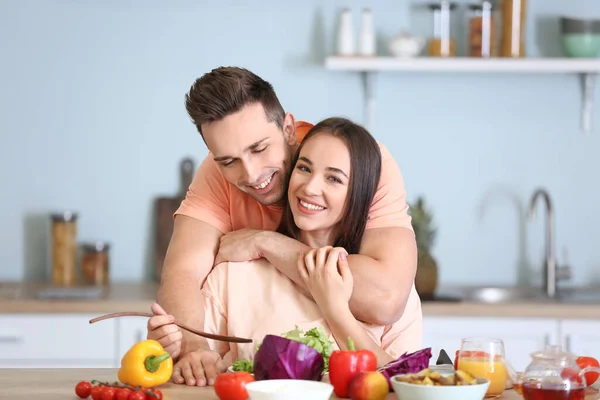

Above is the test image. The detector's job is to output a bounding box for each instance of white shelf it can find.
[325,56,600,73]
[324,56,599,135]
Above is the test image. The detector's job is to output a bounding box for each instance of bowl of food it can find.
[390,368,490,400]
[244,379,334,400]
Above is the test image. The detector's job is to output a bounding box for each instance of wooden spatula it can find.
[89,312,253,343]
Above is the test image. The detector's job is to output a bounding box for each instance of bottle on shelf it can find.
[501,0,527,57]
[358,8,376,57]
[427,1,457,57]
[468,0,498,58]
[337,8,355,56]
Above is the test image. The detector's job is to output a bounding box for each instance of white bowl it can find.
[244,379,333,400]
[391,375,490,400]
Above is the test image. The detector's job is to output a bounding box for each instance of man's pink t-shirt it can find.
[174,121,415,234]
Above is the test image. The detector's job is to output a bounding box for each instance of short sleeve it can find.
[174,155,232,234]
[366,143,414,231]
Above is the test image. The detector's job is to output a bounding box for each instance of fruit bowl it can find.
[391,374,490,400]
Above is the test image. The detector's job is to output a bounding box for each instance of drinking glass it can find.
[457,337,507,399]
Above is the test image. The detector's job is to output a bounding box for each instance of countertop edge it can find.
[1,299,599,319]
[1,282,599,319]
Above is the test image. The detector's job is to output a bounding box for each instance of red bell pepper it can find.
[329,337,377,398]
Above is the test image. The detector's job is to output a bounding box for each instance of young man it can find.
[149,67,418,386]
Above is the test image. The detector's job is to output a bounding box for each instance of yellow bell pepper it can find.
[118,339,173,388]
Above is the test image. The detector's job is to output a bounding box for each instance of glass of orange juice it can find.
[457,338,507,399]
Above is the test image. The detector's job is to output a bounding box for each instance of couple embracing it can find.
[147,66,422,387]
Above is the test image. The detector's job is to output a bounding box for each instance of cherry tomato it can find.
[214,372,254,400]
[91,385,105,400]
[146,388,163,400]
[127,391,146,400]
[75,381,93,398]
[115,388,132,400]
[101,387,116,400]
[577,356,600,386]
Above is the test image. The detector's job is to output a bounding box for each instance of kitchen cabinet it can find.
[1,313,598,369]
[116,317,149,363]
[422,316,560,371]
[0,314,116,368]
[560,320,600,357]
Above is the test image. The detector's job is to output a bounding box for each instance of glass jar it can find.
[468,1,498,57]
[427,1,457,57]
[51,211,78,286]
[81,242,110,286]
[507,345,600,399]
[501,0,527,57]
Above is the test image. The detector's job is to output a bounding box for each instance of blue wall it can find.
[1,0,599,288]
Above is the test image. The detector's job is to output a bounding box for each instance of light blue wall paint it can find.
[1,0,599,288]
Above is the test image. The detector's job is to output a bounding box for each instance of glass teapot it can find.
[505,345,600,399]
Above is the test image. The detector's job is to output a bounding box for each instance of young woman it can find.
[152,117,422,374]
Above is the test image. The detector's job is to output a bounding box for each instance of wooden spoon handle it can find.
[89,312,253,344]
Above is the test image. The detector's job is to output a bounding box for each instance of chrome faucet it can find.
[528,188,571,298]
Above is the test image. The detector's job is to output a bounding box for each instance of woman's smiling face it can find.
[287,133,351,240]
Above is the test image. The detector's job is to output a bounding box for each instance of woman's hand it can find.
[297,246,353,314]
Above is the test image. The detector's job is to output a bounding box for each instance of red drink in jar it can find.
[522,382,586,400]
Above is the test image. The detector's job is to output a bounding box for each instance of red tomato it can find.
[101,387,116,400]
[214,372,254,400]
[127,391,146,400]
[576,356,600,386]
[146,388,163,400]
[75,381,93,398]
[115,388,132,400]
[91,386,105,400]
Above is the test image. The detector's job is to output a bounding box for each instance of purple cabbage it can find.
[379,347,432,391]
[253,334,325,381]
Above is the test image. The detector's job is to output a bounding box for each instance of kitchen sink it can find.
[556,289,600,304]
[460,286,556,304]
[440,285,600,305]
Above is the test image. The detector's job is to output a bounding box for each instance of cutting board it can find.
[154,157,195,282]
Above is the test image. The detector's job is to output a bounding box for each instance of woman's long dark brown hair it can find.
[276,117,382,255]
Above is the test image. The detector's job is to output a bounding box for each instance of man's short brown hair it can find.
[185,66,285,136]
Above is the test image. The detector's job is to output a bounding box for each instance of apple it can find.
[348,371,389,400]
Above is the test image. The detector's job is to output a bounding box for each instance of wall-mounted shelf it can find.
[325,56,600,134]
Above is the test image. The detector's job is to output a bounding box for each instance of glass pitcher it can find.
[505,345,600,400]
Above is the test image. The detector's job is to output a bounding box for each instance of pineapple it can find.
[409,197,438,299]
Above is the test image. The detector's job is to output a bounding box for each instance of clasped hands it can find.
[147,237,353,386]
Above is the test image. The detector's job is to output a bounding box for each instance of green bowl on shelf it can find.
[560,16,600,58]
[562,33,600,58]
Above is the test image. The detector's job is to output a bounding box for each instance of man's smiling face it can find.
[201,102,297,206]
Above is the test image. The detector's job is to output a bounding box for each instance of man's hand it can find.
[146,303,183,359]
[172,348,227,386]
[214,228,263,265]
